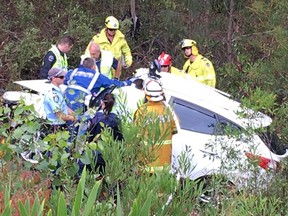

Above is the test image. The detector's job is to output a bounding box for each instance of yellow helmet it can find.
[180,39,198,56]
[105,16,119,29]
[180,39,197,49]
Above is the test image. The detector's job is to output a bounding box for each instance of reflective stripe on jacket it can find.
[134,101,177,172]
[96,50,114,78]
[183,54,216,88]
[49,45,68,71]
[82,50,114,78]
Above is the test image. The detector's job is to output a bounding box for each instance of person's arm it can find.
[67,107,74,115]
[203,59,216,88]
[39,51,56,79]
[64,69,74,85]
[55,111,76,122]
[121,39,133,67]
[113,116,123,141]
[112,58,122,79]
[97,74,131,89]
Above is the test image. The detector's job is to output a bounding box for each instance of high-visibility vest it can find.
[49,45,68,71]
[82,50,114,79]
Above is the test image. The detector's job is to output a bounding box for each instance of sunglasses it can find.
[182,47,191,51]
[108,28,116,31]
[56,76,65,79]
[161,65,169,68]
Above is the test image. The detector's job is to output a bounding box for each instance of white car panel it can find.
[3,71,288,185]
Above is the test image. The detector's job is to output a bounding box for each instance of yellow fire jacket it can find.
[134,101,177,172]
[170,66,185,77]
[183,54,216,88]
[86,29,133,67]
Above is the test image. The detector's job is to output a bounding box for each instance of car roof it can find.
[11,73,272,129]
[135,70,272,129]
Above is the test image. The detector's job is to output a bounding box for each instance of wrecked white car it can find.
[2,71,288,186]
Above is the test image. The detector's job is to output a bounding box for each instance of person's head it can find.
[133,78,144,90]
[48,68,67,86]
[105,16,119,36]
[180,39,198,58]
[144,78,164,102]
[83,57,96,70]
[101,93,115,115]
[158,52,172,73]
[89,42,101,60]
[57,35,75,53]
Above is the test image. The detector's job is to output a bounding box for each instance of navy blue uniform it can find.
[64,66,131,113]
[88,111,123,142]
[78,111,123,175]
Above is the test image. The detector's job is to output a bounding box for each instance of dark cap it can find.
[48,68,67,79]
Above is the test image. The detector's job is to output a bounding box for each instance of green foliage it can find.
[1,0,288,214]
[0,182,46,216]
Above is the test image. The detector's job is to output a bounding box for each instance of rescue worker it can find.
[85,16,132,69]
[64,57,134,114]
[180,39,216,88]
[113,78,145,120]
[44,68,78,127]
[21,68,79,163]
[157,52,183,76]
[78,93,123,175]
[82,42,121,79]
[134,78,177,173]
[39,35,75,79]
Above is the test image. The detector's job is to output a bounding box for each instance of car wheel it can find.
[197,175,237,208]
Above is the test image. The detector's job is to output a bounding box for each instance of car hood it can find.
[14,79,67,94]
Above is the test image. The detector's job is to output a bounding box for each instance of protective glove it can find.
[124,79,132,86]
[125,77,140,86]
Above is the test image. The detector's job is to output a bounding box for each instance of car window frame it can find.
[170,97,242,135]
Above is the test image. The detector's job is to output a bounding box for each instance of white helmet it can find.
[144,78,164,102]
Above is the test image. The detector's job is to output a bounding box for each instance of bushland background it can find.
[0,0,287,139]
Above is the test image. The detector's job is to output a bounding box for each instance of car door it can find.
[170,97,223,180]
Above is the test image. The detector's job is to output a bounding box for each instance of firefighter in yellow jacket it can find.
[180,39,216,88]
[85,16,133,69]
[134,78,177,173]
[157,52,184,77]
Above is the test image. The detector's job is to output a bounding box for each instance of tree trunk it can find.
[227,0,234,63]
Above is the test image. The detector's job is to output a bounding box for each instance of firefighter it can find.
[39,35,74,79]
[85,16,132,70]
[134,78,177,173]
[180,39,216,87]
[157,52,183,76]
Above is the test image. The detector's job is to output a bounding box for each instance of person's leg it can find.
[94,150,106,175]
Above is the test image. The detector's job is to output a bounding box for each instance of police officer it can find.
[134,78,177,173]
[180,39,216,88]
[39,35,75,79]
[43,68,77,128]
